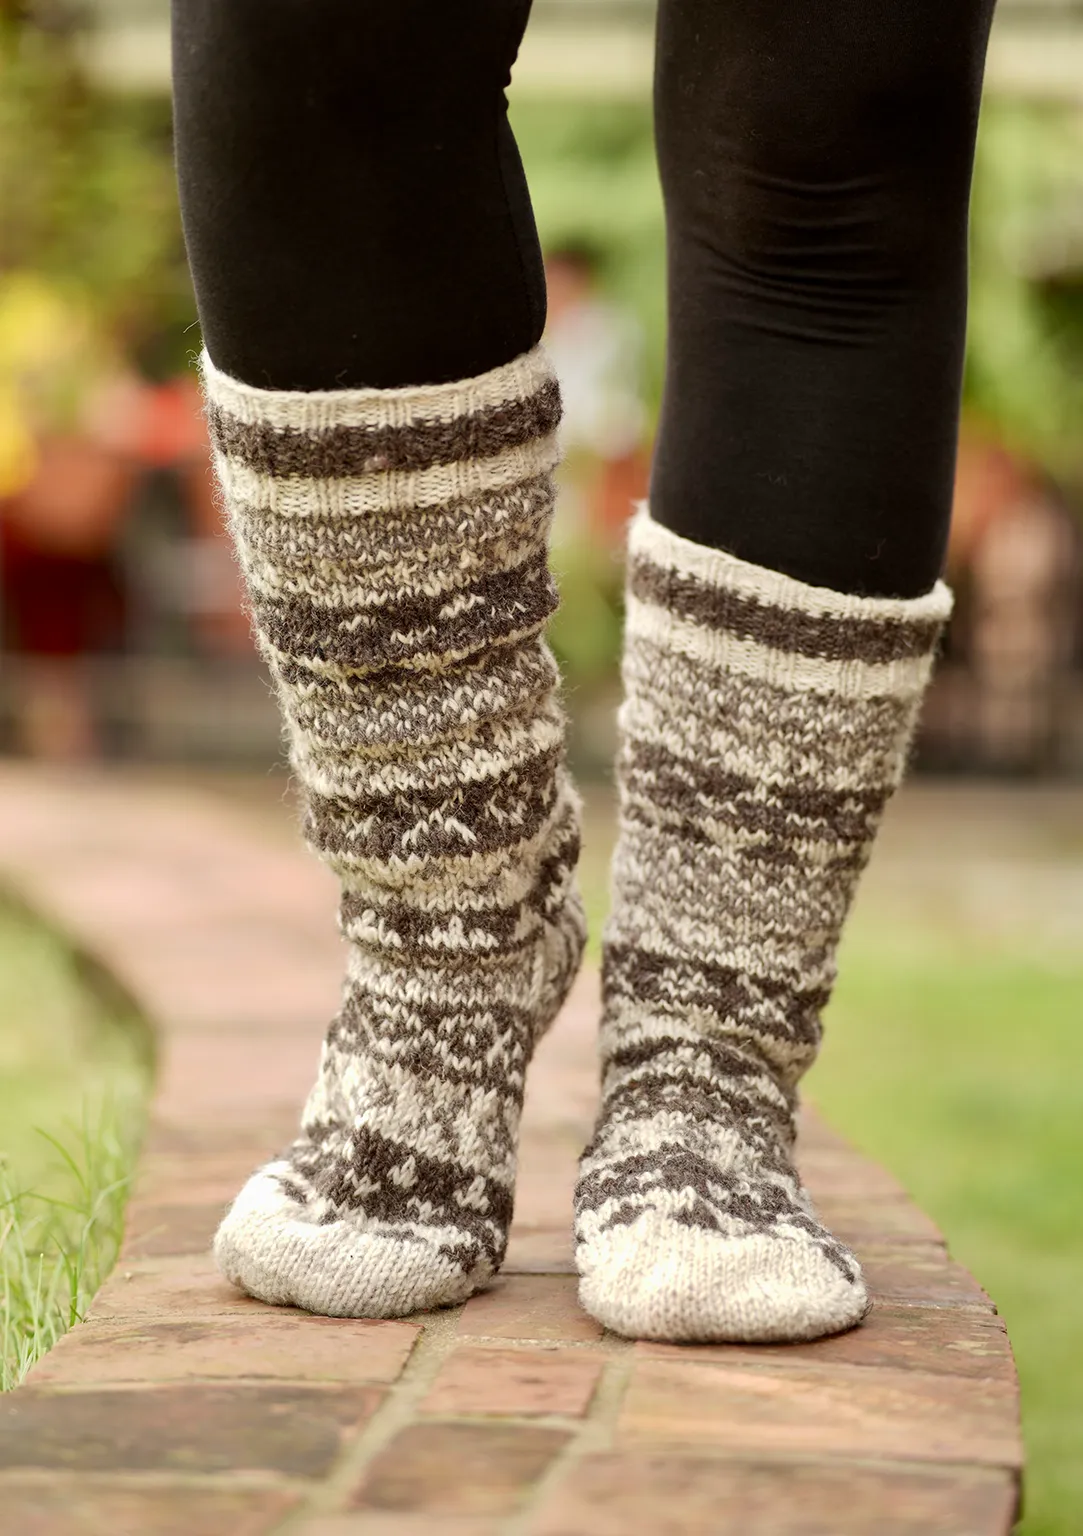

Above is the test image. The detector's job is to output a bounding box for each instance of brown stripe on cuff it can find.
[207,376,562,480]
[628,555,943,665]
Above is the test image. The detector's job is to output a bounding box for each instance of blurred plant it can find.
[548,526,625,691]
[0,271,105,492]
[512,98,666,414]
[966,99,1083,491]
[0,0,192,379]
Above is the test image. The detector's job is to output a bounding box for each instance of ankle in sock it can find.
[206,347,586,1318]
[574,506,951,1342]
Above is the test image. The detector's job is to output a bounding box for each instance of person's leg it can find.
[172,0,545,390]
[173,0,586,1317]
[650,0,995,600]
[575,0,994,1342]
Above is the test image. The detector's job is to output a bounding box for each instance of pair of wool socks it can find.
[207,348,949,1341]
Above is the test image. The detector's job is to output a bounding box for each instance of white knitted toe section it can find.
[214,1165,479,1318]
[578,1209,868,1343]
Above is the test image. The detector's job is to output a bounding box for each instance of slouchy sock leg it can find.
[574,510,950,1341]
[207,349,585,1317]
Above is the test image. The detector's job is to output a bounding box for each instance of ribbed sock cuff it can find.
[200,345,562,522]
[625,505,953,701]
[200,344,559,439]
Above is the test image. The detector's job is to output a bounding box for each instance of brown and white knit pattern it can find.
[205,346,586,1318]
[575,507,951,1342]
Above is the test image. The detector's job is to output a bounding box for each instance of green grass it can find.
[0,896,151,1390]
[810,929,1083,1536]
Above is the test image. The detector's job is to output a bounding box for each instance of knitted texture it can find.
[575,507,952,1342]
[205,346,586,1317]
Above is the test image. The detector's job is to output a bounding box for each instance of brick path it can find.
[0,768,1022,1535]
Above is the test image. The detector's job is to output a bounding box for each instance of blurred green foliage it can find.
[510,101,660,694]
[512,91,1083,695]
[512,96,666,417]
[967,102,1083,488]
[548,522,626,696]
[0,8,1080,690]
[0,1,192,375]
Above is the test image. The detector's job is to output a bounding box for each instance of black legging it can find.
[172,0,995,598]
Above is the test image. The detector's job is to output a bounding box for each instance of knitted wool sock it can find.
[575,507,951,1342]
[206,347,586,1318]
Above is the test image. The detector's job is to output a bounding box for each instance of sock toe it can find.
[578,1209,868,1343]
[214,1165,482,1318]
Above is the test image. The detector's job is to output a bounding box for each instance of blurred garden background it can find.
[0,1,1081,1530]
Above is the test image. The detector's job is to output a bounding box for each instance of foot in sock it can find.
[574,508,951,1342]
[207,347,586,1318]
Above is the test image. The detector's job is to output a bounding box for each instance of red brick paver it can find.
[421,1346,604,1419]
[0,769,1022,1535]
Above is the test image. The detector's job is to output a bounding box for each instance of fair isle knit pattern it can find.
[205,346,586,1318]
[574,507,951,1343]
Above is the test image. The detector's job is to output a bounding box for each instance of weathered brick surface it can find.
[0,1385,382,1476]
[527,1455,1019,1535]
[139,1118,296,1160]
[861,1244,997,1310]
[129,1161,254,1204]
[0,1480,301,1536]
[503,1227,576,1275]
[512,1135,580,1228]
[798,1148,913,1202]
[0,770,1023,1533]
[814,1194,947,1247]
[87,1257,274,1321]
[299,1518,501,1536]
[618,1358,1022,1466]
[29,1316,419,1387]
[351,1422,569,1516]
[457,1277,605,1344]
[155,1031,328,1123]
[421,1346,603,1419]
[120,1200,231,1260]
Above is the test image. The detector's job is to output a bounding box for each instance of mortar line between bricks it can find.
[267,1305,469,1532]
[414,1333,621,1354]
[501,1350,638,1536]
